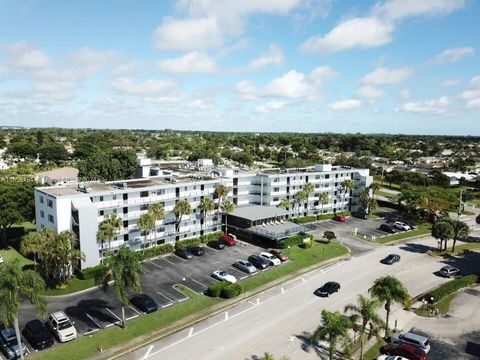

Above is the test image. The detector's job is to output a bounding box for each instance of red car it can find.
[333,214,346,222]
[380,343,427,360]
[270,249,288,262]
[219,234,236,246]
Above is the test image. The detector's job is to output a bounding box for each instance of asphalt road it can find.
[118,236,477,360]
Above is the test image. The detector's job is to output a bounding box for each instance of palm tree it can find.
[0,259,47,360]
[431,220,454,251]
[220,200,235,233]
[341,179,355,209]
[148,203,166,243]
[53,231,85,284]
[20,231,45,270]
[358,190,370,214]
[99,245,143,328]
[311,309,352,360]
[319,192,329,215]
[451,220,470,252]
[173,199,192,233]
[369,182,381,197]
[214,184,230,228]
[369,276,410,338]
[344,294,384,360]
[278,198,290,211]
[295,190,308,217]
[138,212,155,251]
[199,197,215,234]
[97,213,122,252]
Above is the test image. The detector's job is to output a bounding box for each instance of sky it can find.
[0,0,479,135]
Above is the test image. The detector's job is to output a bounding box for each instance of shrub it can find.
[206,281,230,297]
[77,264,107,280]
[199,231,224,244]
[291,215,317,224]
[175,231,224,249]
[220,283,243,299]
[278,232,314,249]
[429,274,479,302]
[140,243,174,260]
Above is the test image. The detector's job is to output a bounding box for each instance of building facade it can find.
[35,163,372,268]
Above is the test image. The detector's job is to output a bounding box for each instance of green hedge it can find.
[206,281,230,297]
[278,232,314,249]
[76,264,107,280]
[175,231,224,249]
[291,215,317,224]
[140,243,174,260]
[220,283,242,299]
[430,274,479,302]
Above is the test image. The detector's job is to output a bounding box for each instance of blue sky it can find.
[0,0,479,134]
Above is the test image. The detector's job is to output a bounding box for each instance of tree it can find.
[214,184,230,227]
[199,197,215,234]
[99,245,143,328]
[450,220,470,252]
[358,190,370,213]
[38,143,69,164]
[138,212,155,251]
[431,220,454,251]
[278,198,290,211]
[311,309,352,360]
[0,259,47,360]
[369,276,410,338]
[173,199,192,233]
[319,192,329,215]
[20,231,45,270]
[97,213,122,253]
[369,182,381,196]
[294,190,308,217]
[78,149,137,181]
[344,294,384,360]
[323,231,336,243]
[341,180,355,208]
[148,203,165,225]
[50,231,85,284]
[220,200,235,233]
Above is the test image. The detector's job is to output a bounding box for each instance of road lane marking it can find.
[83,328,99,336]
[148,260,163,269]
[225,312,229,321]
[130,305,142,316]
[161,257,176,265]
[156,291,174,304]
[189,277,207,289]
[86,313,103,329]
[301,277,306,283]
[105,308,122,323]
[126,314,139,321]
[141,345,154,360]
[281,287,285,294]
[188,327,194,337]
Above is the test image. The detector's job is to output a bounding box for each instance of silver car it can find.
[233,259,257,274]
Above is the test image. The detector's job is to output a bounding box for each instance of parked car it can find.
[439,265,460,278]
[212,270,237,283]
[393,221,411,231]
[208,240,226,250]
[352,211,368,219]
[220,234,236,246]
[379,223,397,233]
[270,249,288,262]
[380,343,427,360]
[233,259,257,274]
[391,332,430,354]
[188,245,205,256]
[0,327,28,360]
[259,252,281,266]
[23,319,54,350]
[333,214,346,222]
[248,255,270,270]
[381,254,401,265]
[376,356,409,360]
[130,294,158,313]
[314,281,341,297]
[175,248,193,259]
[47,311,77,343]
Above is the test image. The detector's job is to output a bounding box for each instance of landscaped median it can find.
[29,241,349,360]
[355,222,433,245]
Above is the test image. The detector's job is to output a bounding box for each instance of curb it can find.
[89,253,352,360]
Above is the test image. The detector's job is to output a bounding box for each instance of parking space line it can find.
[161,256,176,265]
[126,314,139,321]
[83,328,100,336]
[105,308,122,323]
[162,303,174,308]
[189,277,208,289]
[156,291,174,304]
[147,260,163,269]
[130,305,142,316]
[240,275,248,280]
[86,313,103,329]
[177,297,189,303]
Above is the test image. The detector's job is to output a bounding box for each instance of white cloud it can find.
[467,98,480,109]
[373,0,466,21]
[157,51,218,74]
[400,89,411,99]
[362,67,414,85]
[327,99,362,111]
[432,47,474,64]
[307,65,338,84]
[188,99,214,110]
[442,79,461,87]
[397,96,450,114]
[246,44,284,71]
[109,78,179,102]
[262,70,314,98]
[4,41,51,72]
[459,75,480,100]
[255,100,286,113]
[357,85,386,99]
[301,17,393,54]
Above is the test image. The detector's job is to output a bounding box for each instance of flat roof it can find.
[259,165,358,175]
[229,205,288,221]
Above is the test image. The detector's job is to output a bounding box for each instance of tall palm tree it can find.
[431,220,454,251]
[148,203,166,242]
[295,190,308,217]
[369,182,381,197]
[97,213,122,252]
[341,179,355,209]
[20,231,45,270]
[99,245,143,328]
[344,294,384,360]
[199,197,215,234]
[358,190,370,214]
[278,198,290,211]
[53,231,85,284]
[138,212,155,251]
[220,200,235,233]
[214,184,230,228]
[311,309,352,360]
[0,259,47,360]
[451,220,470,252]
[319,192,329,215]
[369,276,410,338]
[173,199,192,233]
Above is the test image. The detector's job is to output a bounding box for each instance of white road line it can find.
[105,308,122,323]
[248,301,256,306]
[126,314,139,321]
[256,298,261,305]
[142,266,150,273]
[130,305,142,316]
[141,345,154,360]
[281,287,285,294]
[161,257,176,265]
[189,277,208,289]
[225,312,229,321]
[83,328,100,336]
[161,303,173,308]
[177,297,189,303]
[148,260,163,269]
[86,313,103,329]
[105,323,114,328]
[302,277,306,283]
[240,275,248,280]
[188,327,194,337]
[156,291,174,304]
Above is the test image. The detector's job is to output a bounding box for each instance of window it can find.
[325,174,330,179]
[315,175,320,179]
[273,187,280,192]
[335,174,338,178]
[273,197,279,202]
[112,194,117,200]
[156,189,165,196]
[40,210,44,218]
[99,196,104,201]
[99,210,104,216]
[157,227,165,233]
[156,239,165,245]
[48,214,54,223]
[123,207,128,214]
[140,204,148,211]
[140,191,148,198]
[47,199,53,208]
[123,220,128,228]
[40,196,44,204]
[184,186,187,191]
[123,234,129,241]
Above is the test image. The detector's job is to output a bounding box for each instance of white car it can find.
[47,311,77,343]
[259,252,281,266]
[212,270,237,283]
[393,221,411,231]
[376,356,409,360]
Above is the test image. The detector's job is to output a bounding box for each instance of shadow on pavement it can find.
[399,242,432,253]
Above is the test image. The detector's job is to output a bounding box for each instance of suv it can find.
[47,311,77,343]
[208,240,225,250]
[188,246,205,256]
[23,319,54,350]
[391,332,430,354]
[175,248,193,259]
[380,343,427,360]
[220,234,236,246]
[439,265,459,278]
[0,327,28,359]
[379,223,397,233]
[248,255,270,270]
[259,252,281,266]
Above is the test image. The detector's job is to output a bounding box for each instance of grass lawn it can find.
[430,242,480,257]
[374,223,432,244]
[0,246,33,268]
[415,292,457,317]
[364,339,386,360]
[376,190,397,199]
[41,277,97,296]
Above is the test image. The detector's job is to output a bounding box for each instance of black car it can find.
[130,294,158,313]
[314,282,341,297]
[352,211,368,219]
[248,255,270,270]
[379,223,397,233]
[23,319,54,350]
[175,248,193,259]
[189,246,205,256]
[208,240,226,250]
[381,254,401,265]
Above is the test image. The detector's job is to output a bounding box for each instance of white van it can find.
[391,332,430,354]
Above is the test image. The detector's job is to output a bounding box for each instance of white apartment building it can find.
[35,163,372,268]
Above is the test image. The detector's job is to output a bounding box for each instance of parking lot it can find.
[16,239,271,354]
